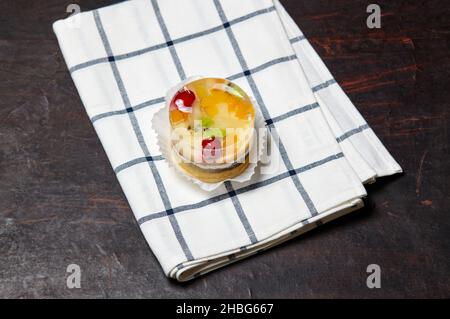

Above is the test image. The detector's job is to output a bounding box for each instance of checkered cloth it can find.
[53,0,402,281]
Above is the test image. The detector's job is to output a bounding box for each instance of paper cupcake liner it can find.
[152,76,267,192]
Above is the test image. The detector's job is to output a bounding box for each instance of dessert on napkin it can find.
[168,78,255,183]
[53,0,402,281]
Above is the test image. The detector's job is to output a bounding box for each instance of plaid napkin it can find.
[53,0,402,281]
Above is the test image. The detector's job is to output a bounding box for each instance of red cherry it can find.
[171,88,195,112]
[202,136,215,149]
[202,137,222,162]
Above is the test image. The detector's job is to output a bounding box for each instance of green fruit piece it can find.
[201,116,213,128]
[203,128,225,139]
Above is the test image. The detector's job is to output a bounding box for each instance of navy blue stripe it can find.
[336,124,370,142]
[266,102,320,125]
[112,117,367,174]
[312,79,337,92]
[137,153,344,225]
[69,5,276,73]
[89,54,298,123]
[114,155,164,174]
[91,97,165,123]
[93,9,193,261]
[110,101,320,174]
[227,55,297,81]
[290,35,306,44]
[224,181,258,244]
[151,0,186,80]
[213,0,318,217]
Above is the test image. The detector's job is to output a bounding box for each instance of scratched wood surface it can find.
[0,0,449,298]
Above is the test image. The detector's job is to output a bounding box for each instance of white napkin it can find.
[53,0,402,281]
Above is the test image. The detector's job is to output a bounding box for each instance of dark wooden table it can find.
[1,0,449,298]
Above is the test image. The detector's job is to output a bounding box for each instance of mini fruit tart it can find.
[169,78,255,183]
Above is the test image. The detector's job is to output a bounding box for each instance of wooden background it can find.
[0,0,449,298]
